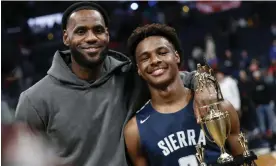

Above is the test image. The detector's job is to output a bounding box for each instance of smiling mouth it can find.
[150,68,166,76]
[83,47,102,54]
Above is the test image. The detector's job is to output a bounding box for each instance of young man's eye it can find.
[159,52,167,55]
[140,55,150,61]
[141,57,149,61]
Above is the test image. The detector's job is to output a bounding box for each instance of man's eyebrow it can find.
[156,46,169,50]
[137,50,149,58]
[74,25,87,29]
[137,46,169,57]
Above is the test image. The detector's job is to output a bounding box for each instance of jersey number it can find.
[178,155,198,166]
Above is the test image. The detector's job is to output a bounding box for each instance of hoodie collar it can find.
[47,49,131,88]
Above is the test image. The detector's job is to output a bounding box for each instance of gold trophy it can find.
[238,132,250,157]
[238,132,257,166]
[195,64,234,164]
[195,144,207,166]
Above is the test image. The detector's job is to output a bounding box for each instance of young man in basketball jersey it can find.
[124,24,243,166]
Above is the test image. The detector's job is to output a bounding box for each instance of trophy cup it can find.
[195,144,207,166]
[194,63,258,166]
[194,64,233,164]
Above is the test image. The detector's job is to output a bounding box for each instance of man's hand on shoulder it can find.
[179,70,196,91]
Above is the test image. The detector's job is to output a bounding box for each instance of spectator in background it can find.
[269,39,276,62]
[222,49,238,76]
[251,70,276,137]
[188,46,204,71]
[1,26,20,123]
[268,59,276,76]
[215,67,241,114]
[205,34,218,68]
[238,70,258,132]
[271,24,276,36]
[268,39,276,82]
[249,58,260,73]
[266,58,276,86]
[239,50,251,70]
[268,59,276,115]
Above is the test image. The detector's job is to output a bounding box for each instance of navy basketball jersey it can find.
[136,98,220,166]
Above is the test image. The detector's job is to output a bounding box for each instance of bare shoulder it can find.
[124,116,148,166]
[124,116,139,138]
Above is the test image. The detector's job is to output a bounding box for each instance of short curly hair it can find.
[127,23,183,67]
[62,2,109,30]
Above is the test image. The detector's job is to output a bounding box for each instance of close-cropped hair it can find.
[62,1,110,30]
[127,23,184,67]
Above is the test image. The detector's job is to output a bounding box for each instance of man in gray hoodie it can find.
[15,2,195,166]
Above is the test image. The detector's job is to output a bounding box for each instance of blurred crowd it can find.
[2,2,276,161]
[205,40,276,150]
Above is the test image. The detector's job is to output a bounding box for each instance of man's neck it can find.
[149,75,190,113]
[71,57,103,82]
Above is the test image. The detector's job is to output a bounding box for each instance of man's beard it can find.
[70,46,108,69]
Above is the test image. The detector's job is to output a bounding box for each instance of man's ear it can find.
[63,30,69,46]
[175,51,180,64]
[137,64,141,76]
[105,27,110,43]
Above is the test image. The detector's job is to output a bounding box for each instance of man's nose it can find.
[85,30,98,43]
[150,55,162,65]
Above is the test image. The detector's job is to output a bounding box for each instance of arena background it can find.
[2,1,276,165]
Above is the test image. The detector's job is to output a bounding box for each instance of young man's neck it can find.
[71,57,103,82]
[149,75,188,107]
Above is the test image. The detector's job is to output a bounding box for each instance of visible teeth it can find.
[86,48,98,52]
[152,69,164,76]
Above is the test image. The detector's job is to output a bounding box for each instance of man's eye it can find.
[94,27,105,34]
[159,52,167,55]
[77,29,86,35]
[141,55,149,61]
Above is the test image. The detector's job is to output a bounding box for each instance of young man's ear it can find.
[63,30,69,46]
[175,51,180,64]
[137,64,142,76]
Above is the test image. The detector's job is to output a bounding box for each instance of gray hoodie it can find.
[15,50,195,166]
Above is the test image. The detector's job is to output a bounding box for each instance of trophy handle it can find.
[225,113,231,140]
[200,122,215,143]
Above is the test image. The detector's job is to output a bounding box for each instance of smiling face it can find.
[63,9,109,68]
[135,36,180,88]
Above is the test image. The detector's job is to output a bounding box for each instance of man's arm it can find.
[15,92,46,131]
[124,117,147,166]
[220,100,244,156]
[180,71,196,91]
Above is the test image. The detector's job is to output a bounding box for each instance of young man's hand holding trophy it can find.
[193,62,258,166]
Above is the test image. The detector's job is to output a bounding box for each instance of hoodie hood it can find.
[47,49,131,89]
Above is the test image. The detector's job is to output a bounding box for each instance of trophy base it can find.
[210,151,258,166]
[217,152,234,164]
